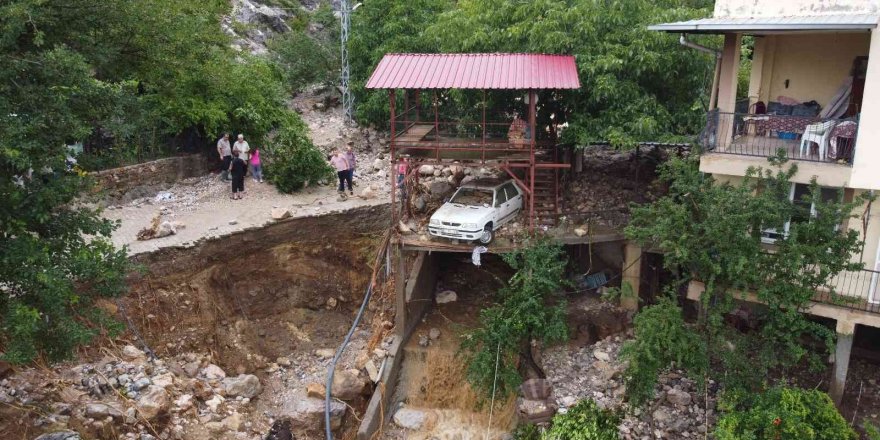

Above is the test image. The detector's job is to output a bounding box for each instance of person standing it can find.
[344,145,357,185]
[396,156,408,187]
[250,147,263,183]
[330,150,353,196]
[229,155,247,200]
[217,133,232,181]
[233,134,250,176]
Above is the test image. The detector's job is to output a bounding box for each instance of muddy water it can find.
[385,254,517,439]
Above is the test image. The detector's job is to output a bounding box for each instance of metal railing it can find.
[701,111,859,165]
[815,268,880,313]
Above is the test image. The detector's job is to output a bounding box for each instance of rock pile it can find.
[0,345,268,440]
[543,335,717,439]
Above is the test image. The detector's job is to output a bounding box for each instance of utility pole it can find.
[340,0,353,125]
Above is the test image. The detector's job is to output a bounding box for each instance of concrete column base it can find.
[621,243,642,311]
[830,320,856,406]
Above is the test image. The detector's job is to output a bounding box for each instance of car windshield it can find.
[449,188,493,206]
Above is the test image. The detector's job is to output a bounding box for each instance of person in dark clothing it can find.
[229,156,247,200]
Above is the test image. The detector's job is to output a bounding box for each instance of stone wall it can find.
[91,154,211,200]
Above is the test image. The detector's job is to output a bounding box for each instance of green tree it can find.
[622,155,869,403]
[349,0,714,146]
[542,399,620,440]
[0,0,324,362]
[348,0,452,125]
[461,238,569,398]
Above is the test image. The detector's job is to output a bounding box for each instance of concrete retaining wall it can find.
[358,249,437,439]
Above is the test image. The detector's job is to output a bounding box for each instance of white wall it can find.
[749,33,869,107]
[850,28,880,189]
[715,0,880,18]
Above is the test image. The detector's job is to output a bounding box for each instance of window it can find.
[494,186,509,207]
[450,188,493,206]
[502,183,520,201]
[762,183,840,243]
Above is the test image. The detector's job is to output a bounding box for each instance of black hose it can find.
[325,233,390,439]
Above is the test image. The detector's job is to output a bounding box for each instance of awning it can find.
[648,14,879,34]
[365,53,580,90]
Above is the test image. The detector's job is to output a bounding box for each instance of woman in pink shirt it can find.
[396,156,408,187]
[250,147,263,183]
[330,150,353,195]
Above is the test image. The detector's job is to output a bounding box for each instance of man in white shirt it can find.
[233,134,250,162]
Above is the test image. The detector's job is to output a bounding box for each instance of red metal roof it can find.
[365,53,580,90]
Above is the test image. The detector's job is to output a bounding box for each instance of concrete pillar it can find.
[830,320,856,406]
[621,243,642,311]
[850,28,880,190]
[716,33,742,151]
[747,37,766,106]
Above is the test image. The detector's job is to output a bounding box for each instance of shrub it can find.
[619,296,706,407]
[715,387,856,440]
[460,238,569,398]
[511,423,541,440]
[263,117,333,193]
[542,399,620,440]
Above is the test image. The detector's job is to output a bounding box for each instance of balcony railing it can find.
[701,111,859,165]
[816,268,880,313]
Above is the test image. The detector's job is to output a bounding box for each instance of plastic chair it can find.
[800,120,837,160]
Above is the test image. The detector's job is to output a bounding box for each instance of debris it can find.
[573,227,588,237]
[593,350,611,362]
[121,345,145,362]
[330,369,367,400]
[472,246,488,266]
[136,385,170,421]
[228,219,238,225]
[202,364,226,380]
[521,378,552,400]
[223,374,262,399]
[326,297,338,309]
[393,407,429,430]
[154,191,174,202]
[435,290,458,304]
[271,207,291,220]
[365,360,380,383]
[306,383,325,398]
[428,328,441,340]
[315,348,335,359]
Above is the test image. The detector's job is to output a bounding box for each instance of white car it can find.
[428,179,524,244]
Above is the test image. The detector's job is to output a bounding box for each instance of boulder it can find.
[372,158,384,171]
[203,364,226,380]
[315,348,335,359]
[84,402,124,421]
[418,165,435,176]
[281,397,347,432]
[666,388,692,406]
[593,350,611,362]
[359,187,376,199]
[121,345,145,362]
[428,328,441,340]
[152,372,174,389]
[306,383,325,399]
[173,394,193,412]
[136,385,170,421]
[435,290,457,304]
[393,407,429,430]
[223,374,262,399]
[330,369,367,400]
[205,395,224,412]
[413,196,427,212]
[573,227,588,237]
[271,207,291,220]
[35,432,81,440]
[365,360,380,383]
[428,181,453,201]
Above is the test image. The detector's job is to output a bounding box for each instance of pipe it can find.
[325,232,391,440]
[679,34,723,110]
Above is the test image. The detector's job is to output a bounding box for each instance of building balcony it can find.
[701,111,859,165]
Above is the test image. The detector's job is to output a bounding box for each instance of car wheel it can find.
[478,226,494,244]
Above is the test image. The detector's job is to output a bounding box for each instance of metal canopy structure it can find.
[365,53,580,90]
[366,53,580,231]
[648,14,879,34]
